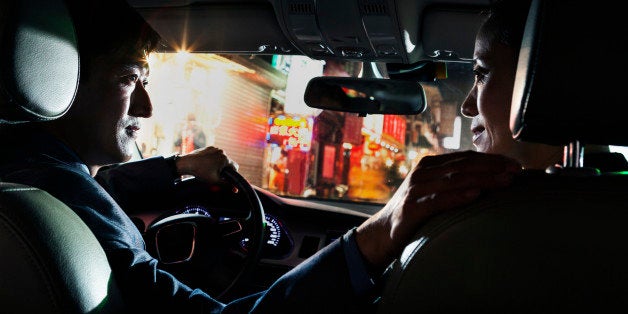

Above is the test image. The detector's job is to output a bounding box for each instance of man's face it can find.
[66,57,153,167]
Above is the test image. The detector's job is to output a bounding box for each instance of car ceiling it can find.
[126,0,490,64]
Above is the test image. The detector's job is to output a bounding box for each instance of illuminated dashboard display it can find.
[175,206,293,259]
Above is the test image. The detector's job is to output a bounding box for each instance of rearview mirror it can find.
[304,77,426,116]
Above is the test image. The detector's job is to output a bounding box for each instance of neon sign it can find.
[267,115,313,151]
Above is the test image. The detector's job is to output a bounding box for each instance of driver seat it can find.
[0,0,124,312]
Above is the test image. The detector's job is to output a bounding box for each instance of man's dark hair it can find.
[65,0,163,81]
[483,0,533,50]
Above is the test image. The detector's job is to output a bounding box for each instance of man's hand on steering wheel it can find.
[148,146,264,300]
[173,146,239,183]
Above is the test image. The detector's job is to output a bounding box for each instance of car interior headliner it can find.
[126,0,490,63]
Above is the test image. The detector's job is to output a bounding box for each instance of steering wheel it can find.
[144,167,265,301]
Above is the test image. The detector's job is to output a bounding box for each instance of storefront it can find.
[265,114,313,196]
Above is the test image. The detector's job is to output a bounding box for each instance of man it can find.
[0,0,520,312]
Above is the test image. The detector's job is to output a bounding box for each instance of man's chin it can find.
[473,142,490,153]
[111,146,136,164]
[120,147,136,162]
[119,140,139,161]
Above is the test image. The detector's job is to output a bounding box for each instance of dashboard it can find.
[145,179,376,265]
[123,178,376,298]
[175,204,294,260]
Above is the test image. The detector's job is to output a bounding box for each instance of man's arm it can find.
[3,163,228,312]
[95,156,177,213]
[233,234,378,313]
[95,149,381,312]
[95,148,522,313]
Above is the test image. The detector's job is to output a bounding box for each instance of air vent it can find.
[362,3,387,15]
[288,3,315,15]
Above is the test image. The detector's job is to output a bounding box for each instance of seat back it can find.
[376,173,628,313]
[0,0,124,312]
[0,183,125,313]
[376,0,628,312]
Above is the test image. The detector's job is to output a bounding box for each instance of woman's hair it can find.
[66,0,163,81]
[482,0,533,50]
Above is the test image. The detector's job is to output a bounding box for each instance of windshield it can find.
[137,52,475,205]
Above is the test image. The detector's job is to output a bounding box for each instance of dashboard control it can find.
[175,205,293,259]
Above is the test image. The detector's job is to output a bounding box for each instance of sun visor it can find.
[129,1,297,54]
[416,5,488,62]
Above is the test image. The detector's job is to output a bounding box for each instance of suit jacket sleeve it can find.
[96,157,379,313]
[95,156,176,214]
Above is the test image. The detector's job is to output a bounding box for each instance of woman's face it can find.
[460,25,563,169]
[461,26,519,157]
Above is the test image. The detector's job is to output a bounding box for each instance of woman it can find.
[460,0,564,169]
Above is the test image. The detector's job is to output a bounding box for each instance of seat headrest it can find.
[510,0,628,146]
[0,0,79,123]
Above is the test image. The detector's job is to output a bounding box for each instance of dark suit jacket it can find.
[0,126,376,313]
